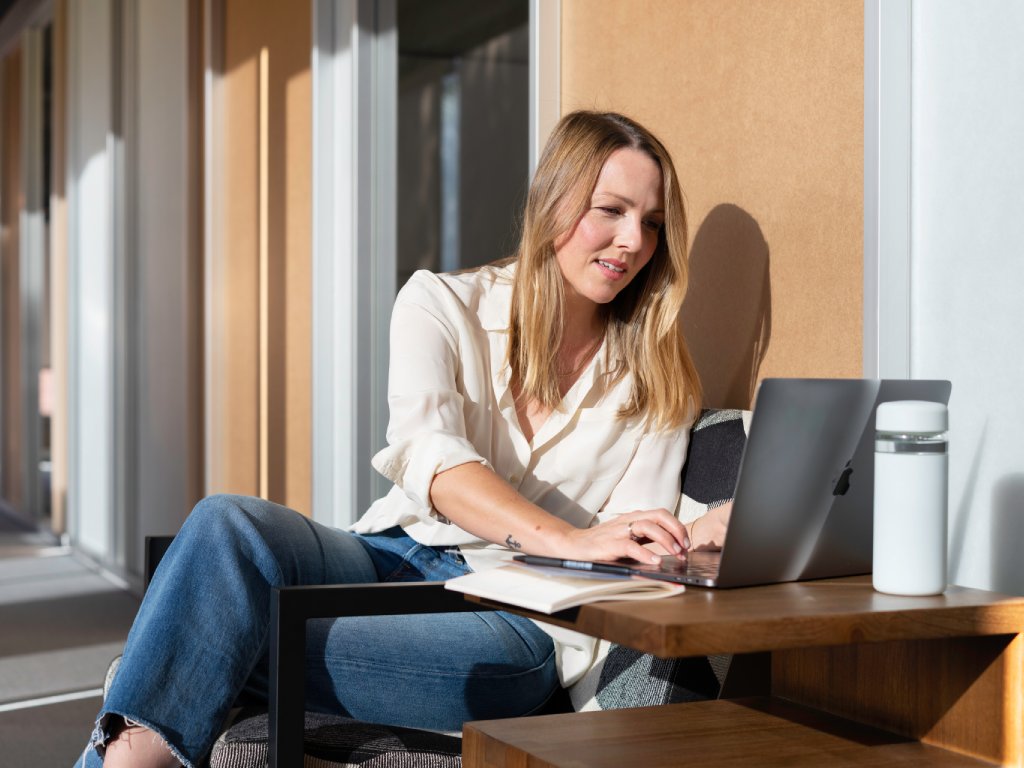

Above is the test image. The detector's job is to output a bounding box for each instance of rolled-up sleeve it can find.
[370,280,490,513]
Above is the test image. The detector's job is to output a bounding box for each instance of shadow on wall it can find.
[948,420,986,584]
[991,473,1024,596]
[681,204,772,410]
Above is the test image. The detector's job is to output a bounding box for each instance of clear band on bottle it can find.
[875,432,948,455]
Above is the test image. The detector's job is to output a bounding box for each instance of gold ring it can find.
[628,521,640,541]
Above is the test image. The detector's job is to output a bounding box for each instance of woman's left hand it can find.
[686,501,733,551]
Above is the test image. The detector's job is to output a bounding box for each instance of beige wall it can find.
[562,0,864,408]
[207,0,312,513]
[1,49,23,509]
[49,0,68,534]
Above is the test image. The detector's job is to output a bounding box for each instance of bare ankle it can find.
[103,718,181,768]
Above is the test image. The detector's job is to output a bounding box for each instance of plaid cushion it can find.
[104,657,459,767]
[209,711,462,768]
[678,408,750,525]
[568,649,721,712]
[568,408,750,712]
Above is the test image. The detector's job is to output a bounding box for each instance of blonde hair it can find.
[508,110,702,430]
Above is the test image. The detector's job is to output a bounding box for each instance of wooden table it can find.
[463,575,1024,767]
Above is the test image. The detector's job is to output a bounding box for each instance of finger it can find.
[644,507,689,535]
[626,539,663,564]
[629,519,683,555]
[625,519,643,542]
[640,509,690,550]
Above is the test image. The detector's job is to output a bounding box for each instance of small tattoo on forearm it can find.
[505,534,522,550]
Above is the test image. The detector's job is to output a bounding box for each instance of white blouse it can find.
[350,263,692,684]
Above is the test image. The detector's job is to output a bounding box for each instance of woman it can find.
[78,110,722,768]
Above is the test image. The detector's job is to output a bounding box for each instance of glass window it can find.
[396,0,529,288]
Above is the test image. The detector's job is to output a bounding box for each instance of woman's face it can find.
[554,147,664,315]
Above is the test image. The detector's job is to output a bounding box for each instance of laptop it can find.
[521,378,952,588]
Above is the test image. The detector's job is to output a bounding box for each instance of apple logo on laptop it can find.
[832,460,853,496]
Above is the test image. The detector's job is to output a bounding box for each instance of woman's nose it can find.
[615,216,644,251]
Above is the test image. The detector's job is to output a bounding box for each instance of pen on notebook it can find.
[515,555,634,575]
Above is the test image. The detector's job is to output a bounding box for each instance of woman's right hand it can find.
[559,508,690,565]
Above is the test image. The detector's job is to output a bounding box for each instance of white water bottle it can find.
[873,400,949,596]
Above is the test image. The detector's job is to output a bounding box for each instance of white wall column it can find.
[311,0,396,527]
[131,0,199,574]
[67,0,117,559]
[864,0,911,380]
[67,0,196,579]
[528,0,559,171]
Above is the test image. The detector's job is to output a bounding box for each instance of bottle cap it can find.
[876,400,947,433]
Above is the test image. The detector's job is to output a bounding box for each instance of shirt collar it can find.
[479,262,515,332]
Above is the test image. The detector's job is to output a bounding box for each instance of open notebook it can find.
[445,561,684,614]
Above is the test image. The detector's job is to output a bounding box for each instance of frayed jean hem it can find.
[81,709,192,768]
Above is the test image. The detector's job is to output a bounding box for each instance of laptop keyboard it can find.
[658,552,721,578]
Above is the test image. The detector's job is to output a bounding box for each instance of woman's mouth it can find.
[595,259,626,278]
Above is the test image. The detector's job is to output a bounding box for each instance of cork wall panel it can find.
[562,0,863,408]
[210,0,312,512]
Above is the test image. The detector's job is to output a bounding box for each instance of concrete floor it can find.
[0,532,140,767]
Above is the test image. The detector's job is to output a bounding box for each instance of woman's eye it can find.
[597,206,622,216]
[643,219,663,232]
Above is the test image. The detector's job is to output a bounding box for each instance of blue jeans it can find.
[75,494,557,767]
